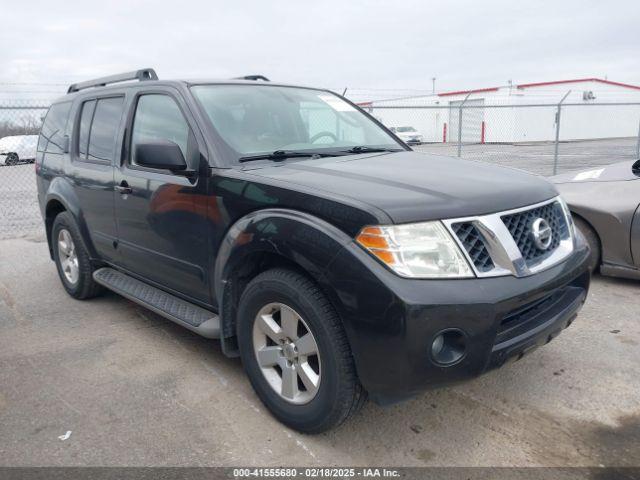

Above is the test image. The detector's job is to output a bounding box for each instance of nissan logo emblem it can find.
[531,218,553,250]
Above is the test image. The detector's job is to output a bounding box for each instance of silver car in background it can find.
[0,135,38,165]
[390,126,423,145]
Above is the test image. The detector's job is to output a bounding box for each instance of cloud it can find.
[1,0,638,93]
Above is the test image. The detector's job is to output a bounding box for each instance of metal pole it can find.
[457,108,463,157]
[457,92,472,157]
[553,90,572,175]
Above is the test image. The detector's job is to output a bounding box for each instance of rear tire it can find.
[237,268,366,433]
[52,212,104,299]
[573,216,600,273]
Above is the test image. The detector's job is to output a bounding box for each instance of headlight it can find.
[356,221,474,278]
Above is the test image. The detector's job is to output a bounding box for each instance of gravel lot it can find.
[0,236,639,467]
[0,138,638,470]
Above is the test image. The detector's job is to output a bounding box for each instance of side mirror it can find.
[135,141,189,173]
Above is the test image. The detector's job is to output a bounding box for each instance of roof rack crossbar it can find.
[234,75,270,82]
[67,68,158,94]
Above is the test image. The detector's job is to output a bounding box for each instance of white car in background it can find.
[389,126,423,145]
[0,135,38,166]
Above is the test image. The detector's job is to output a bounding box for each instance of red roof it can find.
[517,78,640,91]
[438,86,500,97]
[437,78,640,97]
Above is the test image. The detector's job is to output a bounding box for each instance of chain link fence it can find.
[0,101,49,239]
[2,97,640,240]
[360,101,640,176]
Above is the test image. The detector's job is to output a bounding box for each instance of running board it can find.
[93,267,220,338]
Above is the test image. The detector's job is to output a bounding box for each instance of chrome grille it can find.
[444,197,574,278]
[501,202,569,265]
[451,222,494,272]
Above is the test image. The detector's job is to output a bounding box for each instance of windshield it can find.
[396,126,416,133]
[191,85,402,161]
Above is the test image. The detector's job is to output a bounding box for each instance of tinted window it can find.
[87,97,124,163]
[38,102,72,153]
[77,100,96,158]
[131,95,189,166]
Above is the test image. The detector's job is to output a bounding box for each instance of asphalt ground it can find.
[0,236,638,467]
[413,137,639,176]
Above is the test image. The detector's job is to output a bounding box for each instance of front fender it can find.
[213,208,355,353]
[558,180,637,267]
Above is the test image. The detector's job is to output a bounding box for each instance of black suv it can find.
[36,69,591,433]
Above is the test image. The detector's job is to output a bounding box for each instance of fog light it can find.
[431,329,466,366]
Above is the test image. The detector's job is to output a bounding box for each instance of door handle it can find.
[115,181,133,195]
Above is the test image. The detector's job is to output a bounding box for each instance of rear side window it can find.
[130,94,190,166]
[82,97,125,163]
[38,102,72,153]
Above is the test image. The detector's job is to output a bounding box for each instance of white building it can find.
[360,78,640,144]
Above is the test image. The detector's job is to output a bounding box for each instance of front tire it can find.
[237,268,366,433]
[52,212,104,299]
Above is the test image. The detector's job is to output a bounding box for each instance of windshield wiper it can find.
[238,147,402,163]
[239,150,335,163]
[341,146,404,154]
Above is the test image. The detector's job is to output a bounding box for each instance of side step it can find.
[93,268,220,338]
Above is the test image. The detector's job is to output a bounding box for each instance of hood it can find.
[551,160,640,184]
[244,151,558,223]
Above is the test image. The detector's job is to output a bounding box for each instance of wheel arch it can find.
[571,211,602,266]
[44,178,96,260]
[44,198,67,258]
[213,208,354,357]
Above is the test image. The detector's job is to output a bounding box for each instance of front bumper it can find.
[322,239,591,404]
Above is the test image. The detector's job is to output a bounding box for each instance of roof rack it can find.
[67,68,158,94]
[234,75,270,82]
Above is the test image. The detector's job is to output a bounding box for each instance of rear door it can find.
[114,88,211,303]
[69,95,125,263]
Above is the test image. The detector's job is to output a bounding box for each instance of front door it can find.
[114,90,210,304]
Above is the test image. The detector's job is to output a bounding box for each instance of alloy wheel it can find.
[57,229,79,284]
[252,302,321,405]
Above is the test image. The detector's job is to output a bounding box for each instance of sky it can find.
[2,0,639,100]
